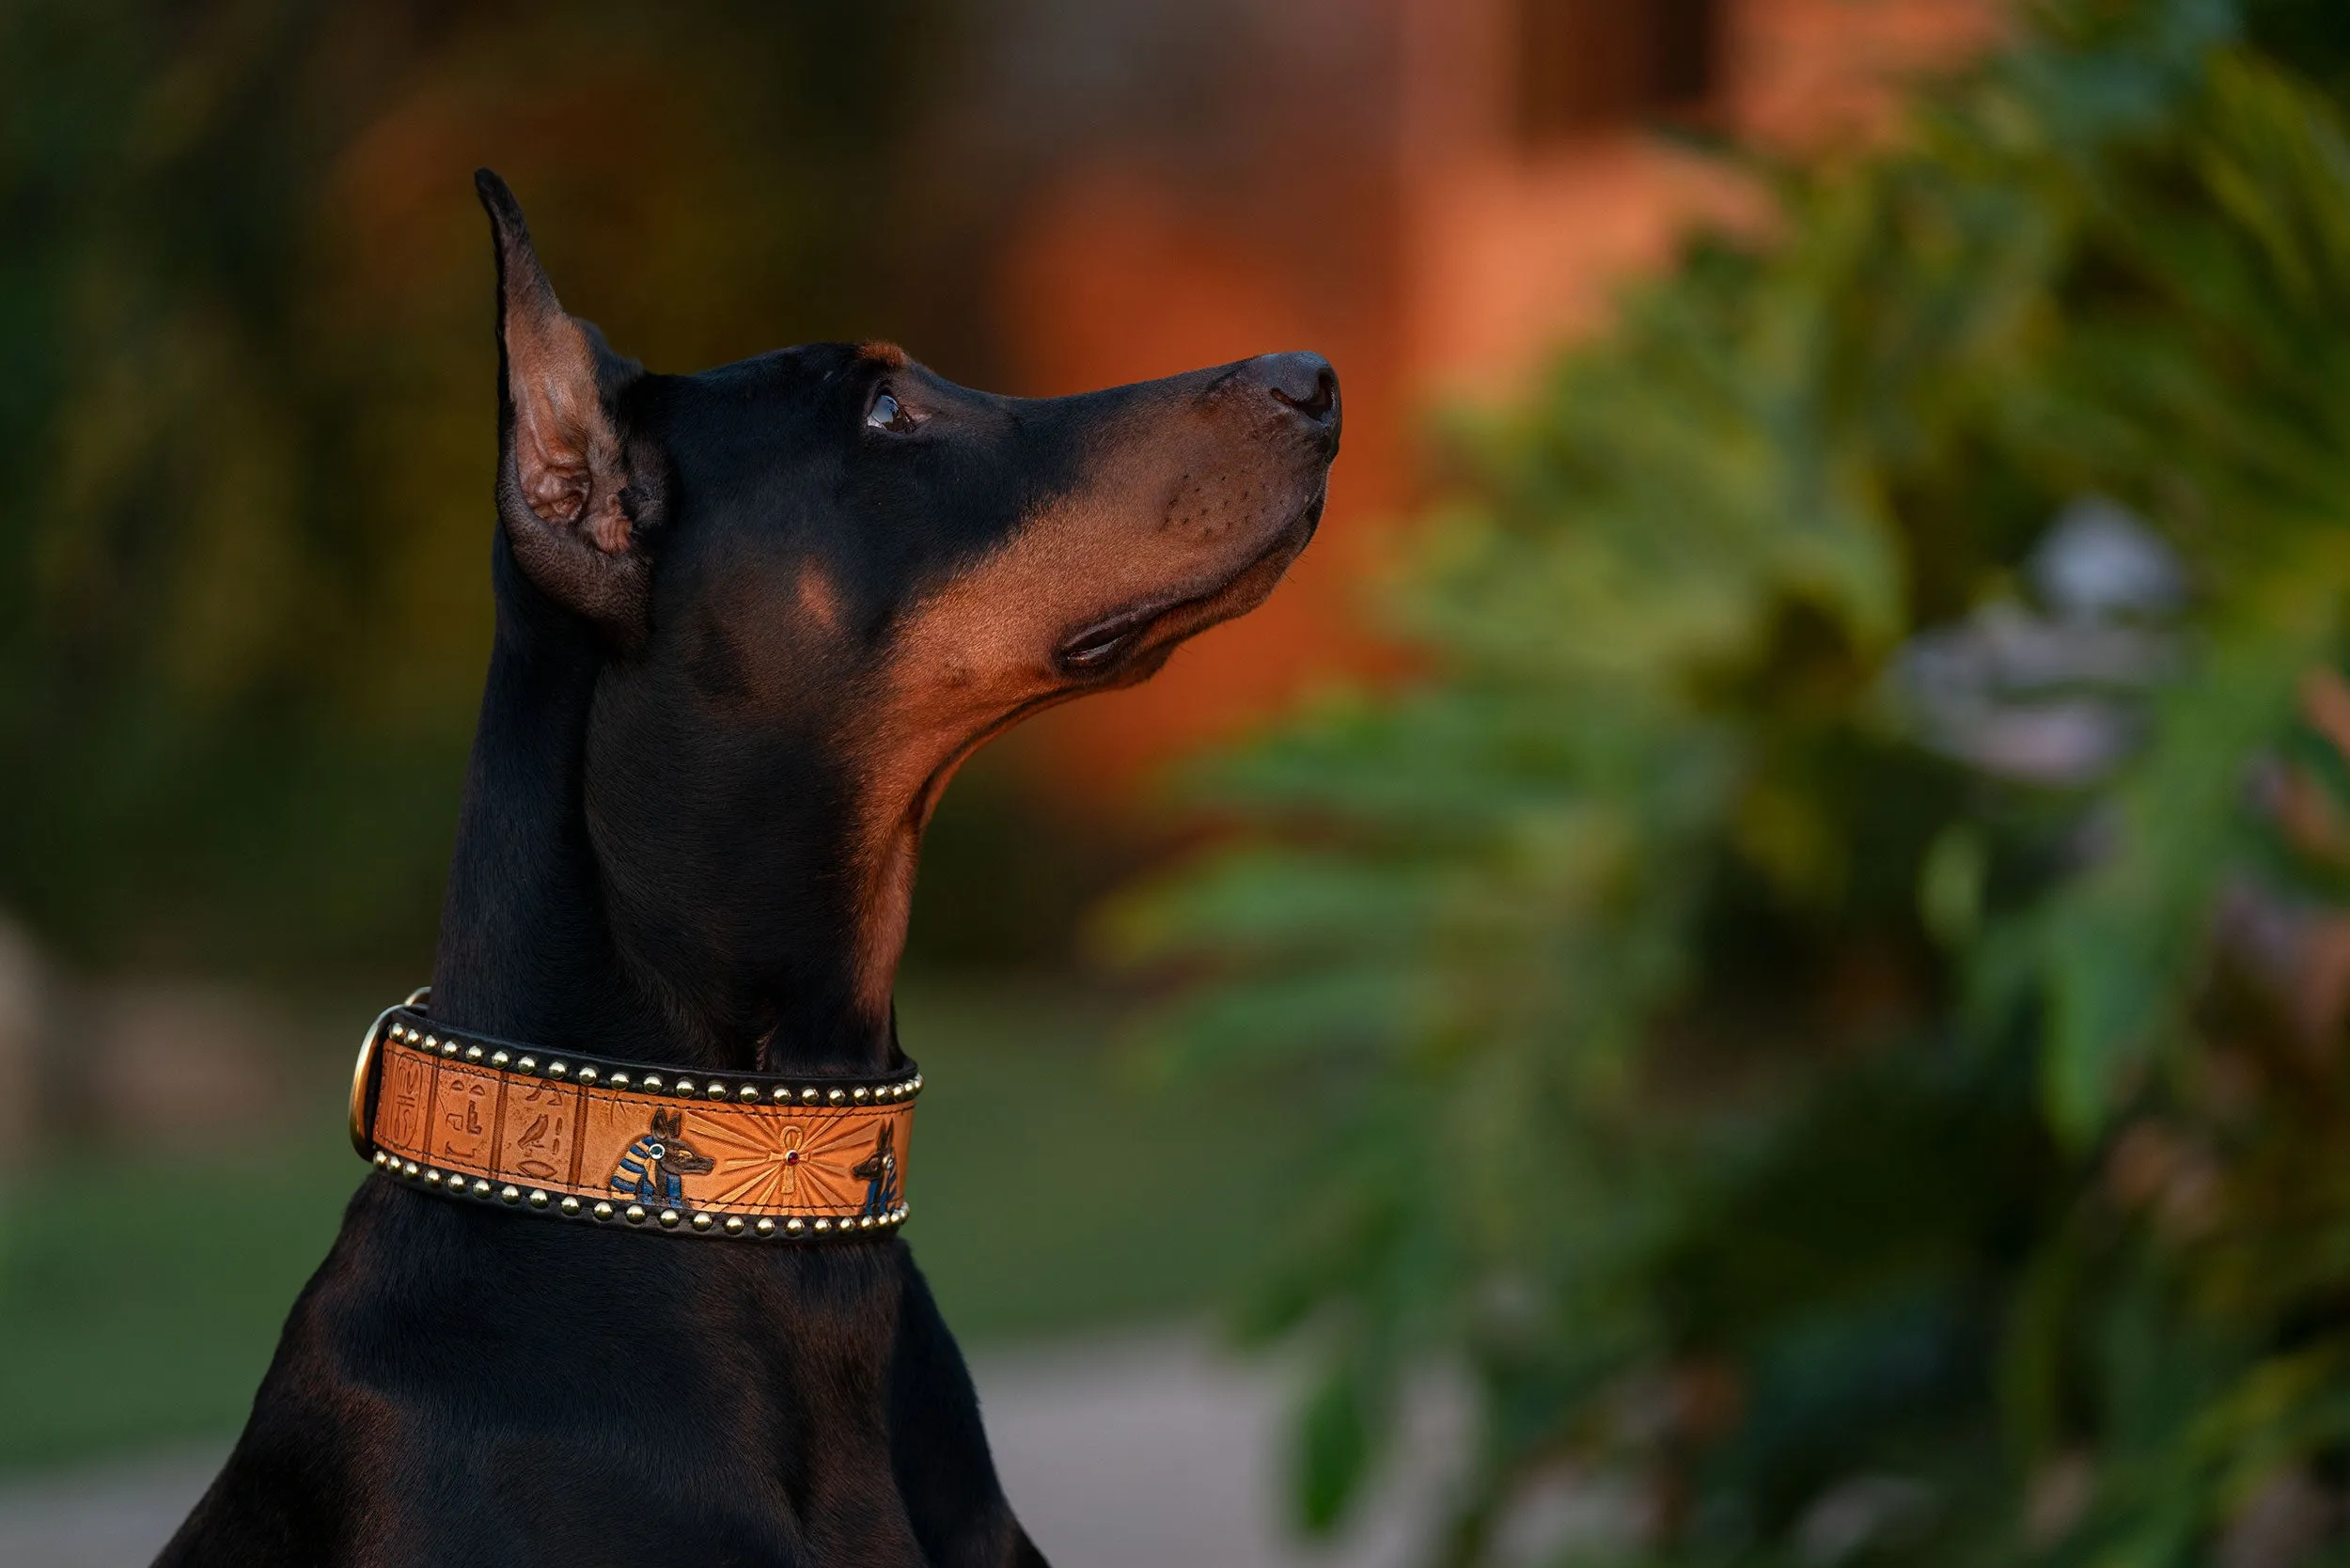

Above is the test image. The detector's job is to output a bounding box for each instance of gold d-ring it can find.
[349,986,431,1158]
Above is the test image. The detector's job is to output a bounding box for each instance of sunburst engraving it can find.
[691,1110,878,1213]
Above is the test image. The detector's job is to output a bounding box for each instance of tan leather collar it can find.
[351,995,917,1240]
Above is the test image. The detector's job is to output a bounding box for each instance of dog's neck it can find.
[430,539,904,1078]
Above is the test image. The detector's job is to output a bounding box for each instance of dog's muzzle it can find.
[350,993,916,1240]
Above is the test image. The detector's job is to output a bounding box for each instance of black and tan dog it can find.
[156,171,1338,1567]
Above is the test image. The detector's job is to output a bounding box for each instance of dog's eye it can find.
[867,391,922,434]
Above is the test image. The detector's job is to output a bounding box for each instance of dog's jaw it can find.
[836,464,1333,1033]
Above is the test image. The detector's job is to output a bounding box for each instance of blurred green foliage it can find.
[0,0,938,972]
[1119,2,2350,1561]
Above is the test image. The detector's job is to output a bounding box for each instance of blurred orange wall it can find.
[989,0,2001,790]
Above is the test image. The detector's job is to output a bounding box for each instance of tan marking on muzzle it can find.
[836,403,1327,1015]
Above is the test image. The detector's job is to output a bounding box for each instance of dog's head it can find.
[642,1109,714,1176]
[473,170,1338,1037]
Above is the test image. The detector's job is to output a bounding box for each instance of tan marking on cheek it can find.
[796,563,843,635]
[858,341,909,369]
[684,559,847,713]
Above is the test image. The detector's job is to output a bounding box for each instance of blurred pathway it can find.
[0,1331,1460,1568]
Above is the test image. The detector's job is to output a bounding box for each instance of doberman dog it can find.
[156,170,1338,1567]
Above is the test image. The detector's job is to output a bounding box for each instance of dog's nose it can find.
[1248,352,1340,431]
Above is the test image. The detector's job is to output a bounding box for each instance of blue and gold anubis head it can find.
[609,1107,715,1207]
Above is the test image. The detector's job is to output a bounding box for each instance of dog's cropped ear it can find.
[477,168,651,641]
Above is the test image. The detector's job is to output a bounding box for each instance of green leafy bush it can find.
[1118,4,2350,1561]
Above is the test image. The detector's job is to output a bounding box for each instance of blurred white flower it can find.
[1895,497,2185,785]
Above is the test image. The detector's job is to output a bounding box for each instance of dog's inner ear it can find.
[477,168,648,636]
[512,309,627,548]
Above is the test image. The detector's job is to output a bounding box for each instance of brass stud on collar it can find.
[624,1204,647,1225]
[771,1085,792,1103]
[490,1050,510,1068]
[813,1218,833,1233]
[658,1209,681,1230]
[608,1072,631,1089]
[858,1215,875,1231]
[690,1213,713,1231]
[464,1045,484,1062]
[801,1087,819,1103]
[423,1169,443,1185]
[785,1217,806,1235]
[401,1160,419,1177]
[723,1215,745,1235]
[828,1089,846,1105]
[470,1178,492,1198]
[641,1074,664,1091]
[706,1081,728,1100]
[593,1200,615,1221]
[673,1078,696,1097]
[547,1061,568,1078]
[518,1055,538,1073]
[559,1196,581,1215]
[738,1084,759,1102]
[423,1034,439,1052]
[755,1217,775,1236]
[441,1040,461,1058]
[499,1184,522,1204]
[575,1066,596,1084]
[853,1086,870,1103]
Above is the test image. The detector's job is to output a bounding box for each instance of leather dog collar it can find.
[350,993,917,1240]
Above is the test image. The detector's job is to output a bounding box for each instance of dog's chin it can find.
[886,487,1323,902]
[1055,491,1324,685]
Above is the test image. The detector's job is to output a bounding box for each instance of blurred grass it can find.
[0,978,1278,1474]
